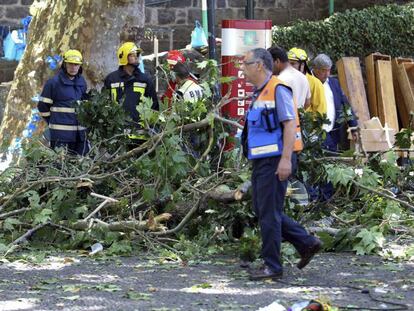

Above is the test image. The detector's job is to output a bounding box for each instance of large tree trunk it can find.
[0,0,145,146]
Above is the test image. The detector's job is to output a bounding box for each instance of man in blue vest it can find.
[312,53,358,152]
[240,48,322,280]
[38,49,89,156]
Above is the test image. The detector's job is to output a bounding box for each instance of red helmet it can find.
[166,50,186,67]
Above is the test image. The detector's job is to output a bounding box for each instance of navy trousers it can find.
[251,155,316,273]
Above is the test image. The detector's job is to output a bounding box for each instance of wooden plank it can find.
[365,53,391,118]
[392,58,413,128]
[396,63,414,126]
[336,57,370,125]
[375,60,399,131]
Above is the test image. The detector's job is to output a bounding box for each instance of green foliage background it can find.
[272,3,414,62]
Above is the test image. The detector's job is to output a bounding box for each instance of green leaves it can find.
[325,164,354,187]
[76,89,130,151]
[125,290,152,301]
[33,208,53,225]
[353,227,385,255]
[3,218,21,231]
[107,240,132,255]
[273,3,414,63]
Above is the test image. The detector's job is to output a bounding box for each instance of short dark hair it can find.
[250,48,273,72]
[172,62,190,79]
[267,46,288,63]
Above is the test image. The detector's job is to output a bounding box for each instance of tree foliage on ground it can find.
[272,2,414,63]
[0,60,413,263]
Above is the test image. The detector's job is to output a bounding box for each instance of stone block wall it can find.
[1,0,413,56]
[0,0,31,28]
[0,59,17,82]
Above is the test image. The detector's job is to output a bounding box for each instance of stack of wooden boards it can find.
[337,53,414,151]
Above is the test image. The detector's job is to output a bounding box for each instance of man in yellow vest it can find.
[240,48,321,280]
[287,48,327,118]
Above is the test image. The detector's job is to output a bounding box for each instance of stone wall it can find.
[0,59,17,82]
[0,0,31,28]
[1,0,413,55]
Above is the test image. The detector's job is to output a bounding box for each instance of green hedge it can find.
[272,3,414,63]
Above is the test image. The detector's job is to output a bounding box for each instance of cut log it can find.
[365,53,391,118]
[0,0,145,147]
[70,213,172,232]
[336,57,370,125]
[375,60,399,131]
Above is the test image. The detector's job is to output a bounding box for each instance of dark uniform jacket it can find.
[38,69,88,142]
[324,77,358,151]
[104,66,159,127]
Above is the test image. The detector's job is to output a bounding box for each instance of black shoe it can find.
[297,239,322,270]
[249,265,283,281]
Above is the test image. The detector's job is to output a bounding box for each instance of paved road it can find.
[0,252,412,310]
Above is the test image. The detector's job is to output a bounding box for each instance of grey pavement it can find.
[0,252,413,311]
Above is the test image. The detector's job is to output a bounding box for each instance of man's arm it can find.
[145,79,159,111]
[38,80,53,124]
[274,85,296,181]
[303,78,312,110]
[277,119,296,181]
[304,97,311,110]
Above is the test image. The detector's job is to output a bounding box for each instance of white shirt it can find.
[176,79,204,103]
[322,78,336,132]
[278,65,311,109]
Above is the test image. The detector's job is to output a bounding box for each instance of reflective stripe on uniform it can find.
[49,124,86,131]
[50,107,76,113]
[128,134,147,140]
[133,82,147,88]
[254,100,276,108]
[39,111,50,117]
[250,144,279,156]
[111,88,117,101]
[40,96,53,104]
[133,87,145,95]
[110,82,125,102]
[128,129,147,140]
[110,82,124,88]
[133,82,146,95]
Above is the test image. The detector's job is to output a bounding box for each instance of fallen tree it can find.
[1,50,414,262]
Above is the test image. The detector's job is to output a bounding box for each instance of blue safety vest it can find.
[246,76,287,160]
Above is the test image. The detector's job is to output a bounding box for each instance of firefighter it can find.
[104,42,159,142]
[161,50,187,107]
[172,61,204,103]
[38,49,89,156]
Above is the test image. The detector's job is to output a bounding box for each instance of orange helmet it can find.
[166,50,186,67]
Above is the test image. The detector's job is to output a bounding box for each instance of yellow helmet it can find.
[287,47,308,62]
[117,42,143,66]
[63,49,83,64]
